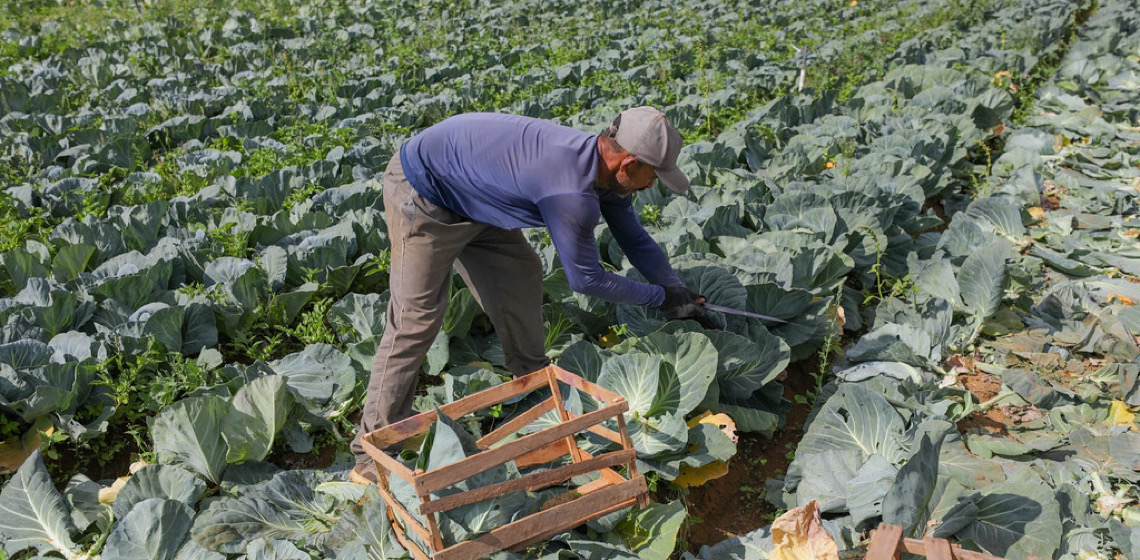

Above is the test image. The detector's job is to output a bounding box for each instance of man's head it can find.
[603,106,689,194]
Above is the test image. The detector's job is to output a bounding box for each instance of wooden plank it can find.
[433,476,647,560]
[419,449,636,515]
[613,412,648,509]
[362,437,415,484]
[865,523,903,560]
[387,519,432,560]
[416,404,623,495]
[511,497,638,552]
[574,477,612,496]
[438,370,549,419]
[898,537,1013,560]
[514,438,571,468]
[585,423,624,445]
[366,372,549,449]
[547,366,587,465]
[476,397,556,450]
[373,468,434,546]
[552,365,627,405]
[923,536,954,560]
[574,447,630,487]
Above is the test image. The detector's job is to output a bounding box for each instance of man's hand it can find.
[658,286,719,329]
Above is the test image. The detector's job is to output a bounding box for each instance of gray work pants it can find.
[351,154,551,466]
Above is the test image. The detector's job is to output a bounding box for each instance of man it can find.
[349,106,713,484]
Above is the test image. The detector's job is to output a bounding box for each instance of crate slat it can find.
[433,476,647,560]
[866,522,903,560]
[415,404,625,495]
[551,365,626,404]
[868,523,1035,560]
[418,448,635,515]
[366,373,550,450]
[476,397,557,450]
[924,536,953,560]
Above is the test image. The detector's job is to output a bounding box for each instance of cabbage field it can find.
[1,0,1139,558]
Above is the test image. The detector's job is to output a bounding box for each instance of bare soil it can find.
[681,360,819,550]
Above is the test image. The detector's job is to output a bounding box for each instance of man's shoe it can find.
[349,463,378,486]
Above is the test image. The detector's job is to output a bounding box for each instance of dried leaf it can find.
[771,500,839,560]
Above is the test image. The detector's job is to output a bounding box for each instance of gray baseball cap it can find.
[607,106,690,194]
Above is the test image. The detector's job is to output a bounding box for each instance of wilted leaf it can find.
[770,500,839,560]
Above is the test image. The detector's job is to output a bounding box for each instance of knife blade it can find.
[703,303,788,324]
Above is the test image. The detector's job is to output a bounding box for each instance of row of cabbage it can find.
[689,0,1140,558]
[0,0,982,557]
[0,0,980,472]
[0,0,1129,558]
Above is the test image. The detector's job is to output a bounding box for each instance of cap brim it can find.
[657,165,690,194]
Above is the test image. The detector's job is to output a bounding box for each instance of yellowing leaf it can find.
[1108,400,1136,429]
[99,476,130,504]
[686,411,737,443]
[1107,294,1135,305]
[1027,207,1045,219]
[674,413,738,487]
[771,500,839,560]
[0,417,54,476]
[848,0,857,6]
[674,460,729,487]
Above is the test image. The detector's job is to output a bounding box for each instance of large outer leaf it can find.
[933,483,1062,559]
[796,384,908,463]
[958,239,1011,319]
[0,450,80,557]
[598,353,662,418]
[0,339,54,370]
[704,329,790,395]
[329,486,404,560]
[151,395,230,484]
[678,265,748,311]
[628,413,688,459]
[632,332,718,417]
[112,464,208,521]
[192,470,342,553]
[605,500,688,560]
[882,434,944,537]
[909,253,961,309]
[557,340,608,382]
[794,448,863,513]
[966,197,1025,239]
[223,375,292,463]
[270,344,357,412]
[846,453,899,527]
[101,498,194,560]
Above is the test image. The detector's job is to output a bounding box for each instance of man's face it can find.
[614,157,658,197]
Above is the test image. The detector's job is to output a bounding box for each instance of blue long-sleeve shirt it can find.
[399,113,682,307]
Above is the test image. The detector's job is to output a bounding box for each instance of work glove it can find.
[658,286,719,330]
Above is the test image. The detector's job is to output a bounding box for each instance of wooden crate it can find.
[864,523,1050,560]
[361,364,649,560]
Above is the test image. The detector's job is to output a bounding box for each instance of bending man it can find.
[350,106,712,484]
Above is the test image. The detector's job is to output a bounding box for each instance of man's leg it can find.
[351,155,476,468]
[455,228,551,378]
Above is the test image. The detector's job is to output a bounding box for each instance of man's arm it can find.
[536,193,666,307]
[597,190,684,288]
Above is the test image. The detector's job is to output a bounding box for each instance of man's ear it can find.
[620,155,639,171]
